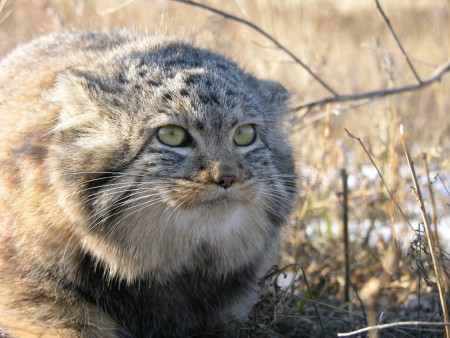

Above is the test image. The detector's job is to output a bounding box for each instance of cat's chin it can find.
[80,188,276,283]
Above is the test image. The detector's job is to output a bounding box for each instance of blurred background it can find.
[1,0,449,336]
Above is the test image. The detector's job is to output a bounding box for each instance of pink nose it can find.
[217,175,236,188]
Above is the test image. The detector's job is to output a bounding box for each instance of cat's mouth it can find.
[168,180,257,209]
[197,189,237,207]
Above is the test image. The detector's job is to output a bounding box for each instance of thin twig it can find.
[347,277,368,328]
[300,265,325,338]
[400,125,450,338]
[431,173,450,199]
[296,60,450,110]
[374,0,422,83]
[341,169,350,303]
[280,264,301,304]
[416,224,423,326]
[345,128,413,230]
[0,0,9,13]
[422,153,440,250]
[361,43,436,68]
[170,0,339,97]
[338,321,450,337]
[96,0,136,16]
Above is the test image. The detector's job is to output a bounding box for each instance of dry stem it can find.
[345,129,413,230]
[400,125,449,338]
[338,321,450,337]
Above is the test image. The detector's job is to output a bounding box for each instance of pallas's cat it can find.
[0,32,296,337]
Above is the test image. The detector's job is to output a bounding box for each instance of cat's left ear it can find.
[257,79,291,116]
[259,79,290,100]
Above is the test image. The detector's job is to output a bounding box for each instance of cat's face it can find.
[49,43,296,281]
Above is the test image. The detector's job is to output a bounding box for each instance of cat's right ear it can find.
[52,69,101,132]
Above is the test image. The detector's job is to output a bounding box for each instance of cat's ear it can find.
[259,79,290,101]
[257,79,291,117]
[52,69,102,131]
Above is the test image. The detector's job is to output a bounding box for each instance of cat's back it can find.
[0,31,134,85]
[0,32,128,100]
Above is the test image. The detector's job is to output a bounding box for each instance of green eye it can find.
[157,125,187,147]
[234,124,256,146]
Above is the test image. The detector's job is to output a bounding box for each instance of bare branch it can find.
[170,0,339,97]
[374,0,422,83]
[296,60,450,110]
[170,0,450,112]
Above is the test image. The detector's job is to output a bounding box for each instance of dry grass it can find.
[1,0,449,336]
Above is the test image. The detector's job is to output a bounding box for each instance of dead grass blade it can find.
[400,124,450,338]
[338,321,450,337]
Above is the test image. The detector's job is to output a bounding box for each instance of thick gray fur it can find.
[0,32,296,337]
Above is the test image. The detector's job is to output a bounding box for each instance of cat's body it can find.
[0,32,296,337]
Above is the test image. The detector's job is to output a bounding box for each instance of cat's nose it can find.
[217,175,236,189]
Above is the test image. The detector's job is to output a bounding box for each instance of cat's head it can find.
[49,42,296,281]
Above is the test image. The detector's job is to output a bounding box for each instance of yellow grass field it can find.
[1,0,449,336]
